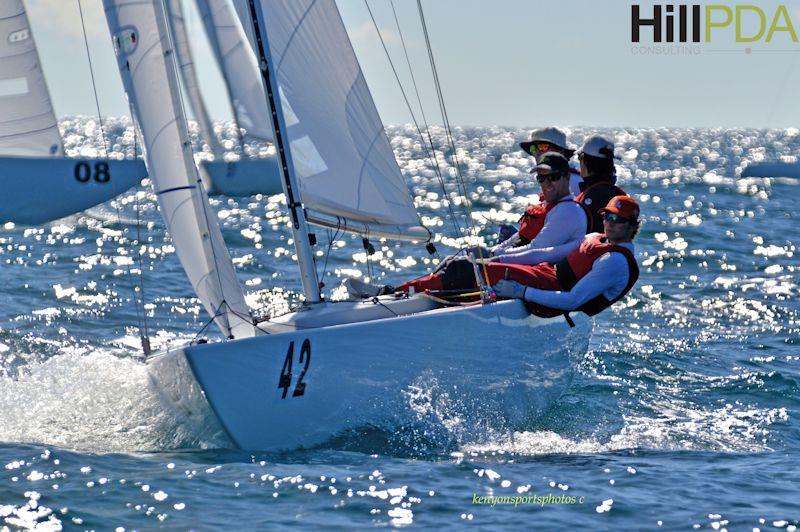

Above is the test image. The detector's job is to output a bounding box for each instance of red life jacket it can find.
[576,180,626,233]
[517,198,590,244]
[553,233,639,316]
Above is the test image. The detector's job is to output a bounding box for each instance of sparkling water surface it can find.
[0,119,798,529]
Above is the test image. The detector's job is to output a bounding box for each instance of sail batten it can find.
[104,0,254,339]
[0,0,63,157]
[250,0,426,240]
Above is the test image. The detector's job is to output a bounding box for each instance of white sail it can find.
[166,0,224,159]
[229,0,256,54]
[103,0,254,339]
[196,0,273,142]
[250,0,426,240]
[0,0,63,157]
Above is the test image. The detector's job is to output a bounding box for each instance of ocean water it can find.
[1,119,798,530]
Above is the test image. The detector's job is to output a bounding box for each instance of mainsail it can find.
[0,0,63,157]
[249,0,427,241]
[166,0,225,159]
[196,0,273,142]
[103,0,254,339]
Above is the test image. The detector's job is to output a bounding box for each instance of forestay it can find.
[103,0,254,339]
[250,0,428,241]
[0,0,63,157]
[166,0,225,159]
[196,0,273,142]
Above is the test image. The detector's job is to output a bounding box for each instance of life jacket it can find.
[516,197,590,244]
[553,233,639,316]
[576,179,626,233]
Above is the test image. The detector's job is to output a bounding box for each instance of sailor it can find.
[494,127,581,244]
[519,127,582,195]
[574,135,628,232]
[492,195,641,317]
[383,152,589,296]
[490,152,588,260]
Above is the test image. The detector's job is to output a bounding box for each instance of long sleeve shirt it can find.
[493,196,587,265]
[522,241,635,310]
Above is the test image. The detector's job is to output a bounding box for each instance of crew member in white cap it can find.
[575,135,628,232]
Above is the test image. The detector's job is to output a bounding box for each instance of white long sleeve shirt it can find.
[522,241,635,311]
[493,195,588,265]
[569,168,583,196]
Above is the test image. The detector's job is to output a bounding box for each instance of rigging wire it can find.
[414,0,475,237]
[414,0,492,295]
[78,0,155,352]
[125,100,153,355]
[114,201,147,354]
[363,0,464,242]
[77,0,109,157]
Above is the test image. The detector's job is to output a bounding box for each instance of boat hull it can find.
[741,161,800,178]
[149,300,591,451]
[199,158,282,196]
[0,156,146,224]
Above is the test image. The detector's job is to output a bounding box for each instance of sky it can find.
[23,0,800,128]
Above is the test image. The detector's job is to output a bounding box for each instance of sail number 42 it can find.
[278,339,311,399]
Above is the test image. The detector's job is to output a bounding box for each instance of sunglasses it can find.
[529,142,553,155]
[536,171,565,183]
[603,212,634,224]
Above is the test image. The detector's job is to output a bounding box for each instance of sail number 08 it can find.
[74,161,111,183]
[278,339,311,399]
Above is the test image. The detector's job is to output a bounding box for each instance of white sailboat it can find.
[0,0,145,225]
[104,0,591,451]
[166,0,280,196]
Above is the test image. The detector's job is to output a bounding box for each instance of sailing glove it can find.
[494,279,527,300]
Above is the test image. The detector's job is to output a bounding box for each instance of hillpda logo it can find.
[630,4,800,55]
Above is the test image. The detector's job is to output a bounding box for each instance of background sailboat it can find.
[0,0,145,225]
[741,160,800,178]
[167,0,280,196]
[104,0,590,451]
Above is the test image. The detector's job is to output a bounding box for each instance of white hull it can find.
[0,156,146,224]
[199,158,282,196]
[742,161,800,178]
[148,299,591,451]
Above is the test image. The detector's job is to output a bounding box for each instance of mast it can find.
[246,0,321,303]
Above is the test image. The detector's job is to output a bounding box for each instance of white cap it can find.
[577,135,616,159]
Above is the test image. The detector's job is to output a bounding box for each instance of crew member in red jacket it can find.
[492,195,641,316]
[384,152,589,296]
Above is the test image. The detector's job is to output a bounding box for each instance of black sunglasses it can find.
[536,171,565,183]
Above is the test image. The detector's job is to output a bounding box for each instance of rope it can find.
[318,218,343,290]
[77,0,109,157]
